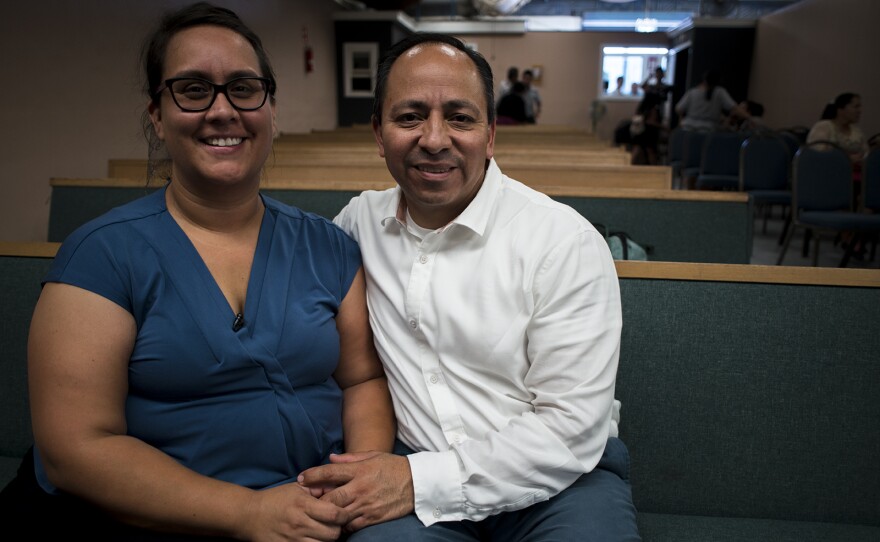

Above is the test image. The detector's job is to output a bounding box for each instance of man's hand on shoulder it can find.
[298,451,415,532]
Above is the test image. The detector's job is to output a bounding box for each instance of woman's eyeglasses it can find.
[155,77,272,112]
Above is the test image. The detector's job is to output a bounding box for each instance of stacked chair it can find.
[860,146,880,261]
[677,129,710,190]
[739,132,792,237]
[695,131,748,191]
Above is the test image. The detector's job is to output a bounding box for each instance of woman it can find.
[807,93,869,253]
[807,93,867,162]
[1,3,394,540]
[675,69,747,131]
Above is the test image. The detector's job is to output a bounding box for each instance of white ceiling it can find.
[337,0,806,30]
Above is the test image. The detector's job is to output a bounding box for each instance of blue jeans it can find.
[347,437,641,542]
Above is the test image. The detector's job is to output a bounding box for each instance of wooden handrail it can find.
[4,242,876,288]
[0,241,61,258]
[615,261,880,288]
[50,177,742,202]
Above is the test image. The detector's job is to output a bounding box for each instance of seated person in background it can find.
[726,100,766,132]
[0,3,394,540]
[299,32,640,541]
[521,68,542,123]
[496,81,529,124]
[808,92,869,231]
[676,69,748,131]
[807,92,868,163]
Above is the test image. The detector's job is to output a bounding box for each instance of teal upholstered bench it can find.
[2,244,877,541]
[615,261,880,541]
[0,243,56,487]
[49,179,751,263]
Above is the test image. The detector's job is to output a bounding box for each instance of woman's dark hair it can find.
[703,69,721,101]
[140,2,276,104]
[820,103,837,120]
[372,33,495,125]
[820,93,859,120]
[138,2,277,182]
[745,100,764,118]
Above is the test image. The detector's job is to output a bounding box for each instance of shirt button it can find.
[429,375,439,384]
[433,508,442,518]
[453,434,462,444]
[419,254,428,264]
[409,320,418,329]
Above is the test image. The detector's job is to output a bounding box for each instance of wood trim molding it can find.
[0,242,61,258]
[615,261,880,288]
[50,177,747,203]
[1,242,875,288]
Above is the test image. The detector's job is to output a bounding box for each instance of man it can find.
[641,66,671,105]
[496,66,519,103]
[299,33,640,541]
[521,68,542,123]
[613,76,625,96]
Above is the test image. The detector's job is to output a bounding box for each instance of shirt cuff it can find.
[407,450,463,526]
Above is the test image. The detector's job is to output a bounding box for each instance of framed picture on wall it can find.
[528,65,543,85]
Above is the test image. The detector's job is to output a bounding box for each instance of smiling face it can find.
[148,25,276,192]
[373,43,495,229]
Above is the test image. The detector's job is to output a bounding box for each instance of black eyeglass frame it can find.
[154,77,274,112]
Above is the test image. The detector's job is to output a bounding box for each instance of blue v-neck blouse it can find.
[35,187,362,493]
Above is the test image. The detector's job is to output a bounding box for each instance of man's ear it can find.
[147,100,165,141]
[372,115,385,158]
[485,120,496,160]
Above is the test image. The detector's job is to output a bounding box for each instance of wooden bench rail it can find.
[105,161,669,190]
[5,242,876,288]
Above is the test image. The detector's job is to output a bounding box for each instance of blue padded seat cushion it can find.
[749,189,791,205]
[696,174,739,189]
[637,513,880,542]
[799,211,880,231]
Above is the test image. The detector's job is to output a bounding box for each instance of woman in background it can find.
[807,92,867,163]
[675,69,748,131]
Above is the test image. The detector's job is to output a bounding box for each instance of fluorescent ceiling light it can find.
[603,46,669,55]
[583,18,682,31]
[524,16,583,32]
[635,17,658,32]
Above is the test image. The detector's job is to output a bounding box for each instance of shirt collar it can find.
[380,158,502,237]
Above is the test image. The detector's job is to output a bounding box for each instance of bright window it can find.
[601,46,669,99]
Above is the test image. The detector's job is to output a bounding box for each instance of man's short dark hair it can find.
[373,33,495,125]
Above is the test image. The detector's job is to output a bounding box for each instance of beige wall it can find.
[750,0,880,132]
[2,0,876,242]
[1,0,338,242]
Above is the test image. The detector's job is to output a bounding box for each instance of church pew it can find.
[49,179,747,263]
[2,242,878,542]
[108,159,665,189]
[108,146,632,182]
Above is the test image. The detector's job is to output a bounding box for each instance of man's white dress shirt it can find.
[334,159,622,526]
